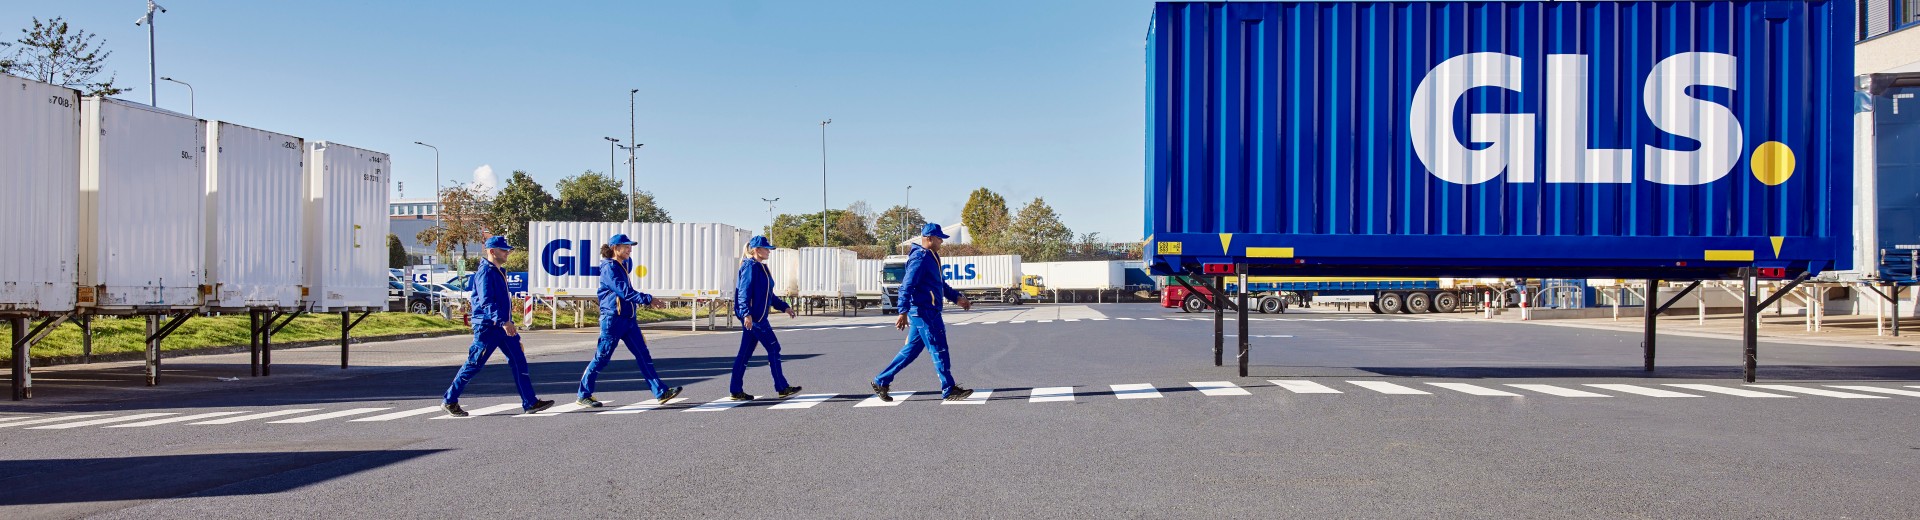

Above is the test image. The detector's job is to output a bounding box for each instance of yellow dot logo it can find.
[632,265,648,278]
[1750,141,1795,186]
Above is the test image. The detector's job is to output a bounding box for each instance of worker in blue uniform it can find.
[871,223,974,402]
[576,233,683,408]
[443,236,554,416]
[730,235,802,401]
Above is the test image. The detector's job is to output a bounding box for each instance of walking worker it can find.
[730,235,802,401]
[443,236,554,417]
[577,233,683,408]
[871,223,974,402]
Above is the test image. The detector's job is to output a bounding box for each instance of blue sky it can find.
[8,0,1158,240]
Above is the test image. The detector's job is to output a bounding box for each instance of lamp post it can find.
[904,185,913,240]
[603,136,620,183]
[619,143,642,221]
[134,1,167,106]
[412,141,442,317]
[159,76,192,116]
[762,197,779,236]
[819,119,831,246]
[629,89,639,222]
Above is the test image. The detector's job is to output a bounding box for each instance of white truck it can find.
[1020,260,1158,303]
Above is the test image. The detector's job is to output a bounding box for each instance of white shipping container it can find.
[301,141,390,310]
[766,249,798,298]
[205,122,304,308]
[936,255,1022,291]
[0,75,80,313]
[855,259,884,297]
[1021,261,1126,290]
[79,97,205,309]
[792,247,856,298]
[527,221,753,299]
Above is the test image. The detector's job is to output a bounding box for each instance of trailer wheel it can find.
[1181,296,1207,313]
[1377,292,1405,314]
[1367,301,1383,314]
[1432,292,1460,313]
[1404,292,1432,314]
[1259,296,1283,314]
[1004,290,1024,305]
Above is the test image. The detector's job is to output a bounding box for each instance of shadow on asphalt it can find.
[0,449,446,507]
[1350,365,1920,381]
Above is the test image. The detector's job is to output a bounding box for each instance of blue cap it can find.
[919,223,950,239]
[746,236,776,250]
[484,236,513,251]
[609,233,638,246]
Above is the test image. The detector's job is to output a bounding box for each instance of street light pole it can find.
[134,1,167,106]
[160,76,192,116]
[905,185,912,240]
[619,143,642,221]
[761,197,780,237]
[412,141,441,254]
[820,119,831,246]
[629,89,638,223]
[603,136,620,191]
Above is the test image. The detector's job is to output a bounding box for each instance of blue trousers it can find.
[731,318,790,395]
[444,324,538,409]
[873,312,957,397]
[579,317,667,399]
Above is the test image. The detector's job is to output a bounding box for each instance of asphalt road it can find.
[3,303,1918,519]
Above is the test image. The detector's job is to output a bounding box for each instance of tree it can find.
[632,190,671,223]
[501,250,529,272]
[768,209,868,248]
[961,188,1011,250]
[387,234,407,268]
[487,170,556,249]
[1004,198,1074,261]
[873,205,927,247]
[833,202,875,246]
[553,170,628,222]
[416,184,490,266]
[1,17,126,96]
[768,213,815,249]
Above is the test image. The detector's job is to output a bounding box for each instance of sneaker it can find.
[777,385,804,398]
[942,387,975,401]
[729,393,756,401]
[523,399,556,414]
[442,402,468,417]
[576,396,603,408]
[872,382,892,402]
[657,386,683,404]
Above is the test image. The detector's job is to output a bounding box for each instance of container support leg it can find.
[1642,279,1658,372]
[80,315,92,364]
[1212,276,1224,367]
[249,310,262,377]
[10,317,29,400]
[342,310,372,369]
[1236,270,1249,377]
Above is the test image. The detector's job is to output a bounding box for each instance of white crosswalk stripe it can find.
[195,409,321,424]
[1028,387,1075,403]
[769,394,838,409]
[944,389,994,404]
[1828,385,1920,397]
[109,411,247,428]
[30,413,177,429]
[1270,380,1342,394]
[432,403,524,419]
[1746,385,1887,399]
[1111,384,1161,399]
[855,391,917,407]
[0,414,108,428]
[270,407,391,424]
[1508,384,1610,397]
[1191,381,1252,396]
[1584,384,1700,397]
[602,398,688,414]
[516,402,601,417]
[687,397,753,412]
[351,406,447,422]
[1348,381,1430,395]
[1665,384,1794,398]
[1427,383,1521,396]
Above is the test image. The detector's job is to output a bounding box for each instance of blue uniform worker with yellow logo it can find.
[443,236,554,417]
[576,233,683,408]
[871,223,975,402]
[730,236,802,401]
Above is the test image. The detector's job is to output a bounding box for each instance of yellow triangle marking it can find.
[1219,233,1233,254]
[1770,237,1784,258]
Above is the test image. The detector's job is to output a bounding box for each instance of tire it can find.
[1432,291,1460,313]
[1259,296,1283,314]
[1377,292,1405,314]
[1368,301,1383,314]
[1008,291,1025,305]
[1182,296,1208,313]
[408,299,430,314]
[1405,292,1432,314]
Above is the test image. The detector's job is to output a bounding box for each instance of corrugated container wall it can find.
[767,249,799,297]
[0,75,80,313]
[79,97,205,309]
[794,247,857,298]
[856,259,884,296]
[206,122,304,308]
[1024,261,1128,290]
[301,141,390,310]
[937,255,1023,291]
[527,222,753,299]
[1147,1,1855,279]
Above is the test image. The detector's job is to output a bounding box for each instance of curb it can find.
[28,329,471,367]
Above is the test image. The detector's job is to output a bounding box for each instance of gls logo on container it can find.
[540,239,602,277]
[1410,52,1793,187]
[941,263,978,281]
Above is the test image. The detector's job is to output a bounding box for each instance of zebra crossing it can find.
[780,315,1447,333]
[4,380,1917,432]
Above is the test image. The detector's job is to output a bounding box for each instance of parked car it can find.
[388,280,444,314]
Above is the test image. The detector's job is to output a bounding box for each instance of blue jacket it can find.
[469,260,513,326]
[734,258,790,321]
[598,258,654,317]
[896,244,962,316]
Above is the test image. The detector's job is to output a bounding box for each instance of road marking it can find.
[194,409,321,424]
[1116,317,1135,320]
[1111,384,1162,399]
[1140,318,1162,321]
[769,393,838,409]
[1346,381,1430,395]
[431,403,524,419]
[1664,384,1794,398]
[516,401,606,417]
[30,413,177,429]
[1063,319,1080,322]
[1269,380,1343,394]
[855,391,917,407]
[0,415,112,428]
[1427,383,1522,396]
[1747,385,1887,399]
[1028,387,1075,403]
[270,407,392,424]
[687,397,753,412]
[1037,320,1054,323]
[108,411,246,428]
[601,398,688,414]
[1828,385,1920,397]
[1190,381,1252,396]
[1009,320,1027,324]
[351,406,447,422]
[1508,384,1610,397]
[943,388,993,404]
[1585,384,1701,397]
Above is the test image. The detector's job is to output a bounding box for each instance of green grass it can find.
[5,305,699,363]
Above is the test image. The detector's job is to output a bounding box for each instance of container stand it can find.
[1211,276,1225,367]
[1861,283,1903,337]
[1740,270,1812,382]
[143,311,193,386]
[1640,280,1700,372]
[340,309,373,369]
[1236,269,1250,377]
[254,308,304,376]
